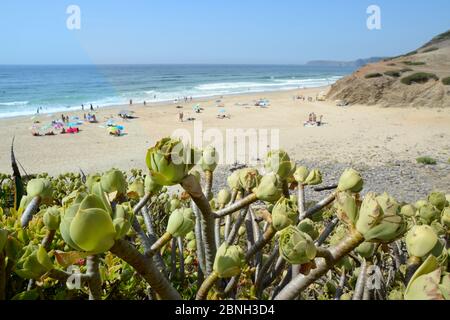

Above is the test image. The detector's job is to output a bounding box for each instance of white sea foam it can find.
[0,101,29,106]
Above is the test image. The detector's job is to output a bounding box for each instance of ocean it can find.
[0,64,355,118]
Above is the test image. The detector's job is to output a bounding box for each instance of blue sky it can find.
[0,0,448,64]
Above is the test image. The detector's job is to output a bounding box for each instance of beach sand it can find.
[1,86,449,179]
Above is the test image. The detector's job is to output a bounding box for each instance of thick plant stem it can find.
[20,196,40,228]
[148,232,172,256]
[297,184,305,219]
[110,239,181,300]
[41,229,56,251]
[204,170,213,200]
[226,208,249,245]
[196,271,219,300]
[334,271,346,300]
[274,230,364,300]
[215,193,258,218]
[181,175,216,275]
[245,225,276,262]
[315,217,339,246]
[177,237,185,283]
[0,253,5,300]
[255,245,279,296]
[215,204,224,248]
[133,193,151,215]
[303,192,336,219]
[224,190,239,241]
[170,238,177,281]
[353,258,368,300]
[87,255,102,300]
[192,201,206,275]
[140,207,168,276]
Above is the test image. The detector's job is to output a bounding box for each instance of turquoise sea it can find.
[0,64,355,118]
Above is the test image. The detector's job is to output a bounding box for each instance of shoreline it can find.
[0,85,330,121]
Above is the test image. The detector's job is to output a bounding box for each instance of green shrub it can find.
[404,50,418,56]
[401,72,439,85]
[403,61,426,66]
[400,68,413,73]
[387,63,396,66]
[442,77,450,85]
[364,73,383,79]
[422,47,439,53]
[384,71,401,78]
[416,156,437,165]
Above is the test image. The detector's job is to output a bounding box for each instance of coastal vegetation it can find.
[0,139,448,300]
[364,73,383,79]
[442,77,450,85]
[403,61,426,66]
[384,71,401,78]
[400,72,439,85]
[416,156,437,165]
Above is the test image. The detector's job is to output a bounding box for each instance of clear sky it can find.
[0,0,448,64]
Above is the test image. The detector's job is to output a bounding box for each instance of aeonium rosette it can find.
[59,184,133,255]
[146,137,200,186]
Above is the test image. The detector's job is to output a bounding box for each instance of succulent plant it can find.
[238,168,261,192]
[127,178,145,199]
[213,243,244,278]
[279,226,317,264]
[227,170,241,191]
[400,204,416,217]
[264,150,295,180]
[100,169,127,195]
[217,189,231,206]
[418,203,440,224]
[272,196,298,231]
[428,191,447,211]
[255,173,283,203]
[145,137,197,186]
[441,207,450,228]
[355,192,406,243]
[60,193,117,254]
[15,245,53,280]
[404,255,449,300]
[355,241,376,258]
[337,169,363,193]
[26,178,53,204]
[293,166,309,184]
[166,207,195,238]
[334,191,358,225]
[405,225,442,258]
[297,218,319,240]
[43,206,61,231]
[144,173,162,194]
[200,145,218,172]
[304,169,322,186]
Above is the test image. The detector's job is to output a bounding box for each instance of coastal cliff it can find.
[326,30,450,107]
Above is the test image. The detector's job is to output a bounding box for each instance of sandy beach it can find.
[1,86,449,176]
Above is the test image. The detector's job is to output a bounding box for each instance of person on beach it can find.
[130,99,133,105]
[90,104,94,111]
[178,111,184,122]
[317,115,323,126]
[82,104,84,111]
[144,101,146,106]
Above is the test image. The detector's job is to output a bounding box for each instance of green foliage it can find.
[0,139,448,301]
[384,70,401,78]
[442,77,450,85]
[401,73,439,85]
[403,61,426,66]
[416,156,437,165]
[400,68,414,73]
[422,47,439,53]
[364,73,383,79]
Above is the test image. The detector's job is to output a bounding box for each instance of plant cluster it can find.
[0,138,448,300]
